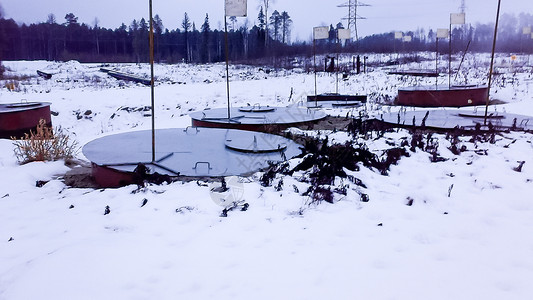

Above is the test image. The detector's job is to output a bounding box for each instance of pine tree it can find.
[259,0,274,48]
[64,13,78,26]
[182,12,191,62]
[269,10,281,42]
[258,7,265,30]
[229,16,237,31]
[280,11,292,44]
[153,14,163,61]
[200,14,211,63]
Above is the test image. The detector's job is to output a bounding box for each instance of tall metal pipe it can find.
[484,0,502,125]
[224,16,231,120]
[149,0,156,162]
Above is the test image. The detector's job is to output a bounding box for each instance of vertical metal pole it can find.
[149,0,156,162]
[336,34,340,94]
[485,0,502,125]
[224,16,231,120]
[436,37,439,88]
[314,38,318,106]
[449,23,452,89]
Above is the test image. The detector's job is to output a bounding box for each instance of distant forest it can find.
[1,7,533,68]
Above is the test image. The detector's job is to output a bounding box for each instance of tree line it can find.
[0,7,298,65]
[357,13,533,55]
[1,6,533,73]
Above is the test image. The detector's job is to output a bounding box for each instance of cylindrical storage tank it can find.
[83,128,303,188]
[0,102,52,138]
[396,85,488,107]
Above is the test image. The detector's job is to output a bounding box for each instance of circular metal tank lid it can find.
[0,102,51,113]
[83,127,302,177]
[378,109,533,130]
[190,106,327,126]
[6,102,42,108]
[399,84,488,91]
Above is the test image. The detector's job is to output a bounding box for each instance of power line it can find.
[337,0,370,41]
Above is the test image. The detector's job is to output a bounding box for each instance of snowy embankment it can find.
[1,56,533,299]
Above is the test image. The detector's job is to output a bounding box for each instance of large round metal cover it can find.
[378,109,533,131]
[189,106,327,127]
[83,128,302,177]
[6,102,42,109]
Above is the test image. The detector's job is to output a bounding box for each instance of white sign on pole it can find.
[403,36,412,42]
[437,28,449,39]
[225,0,247,17]
[450,13,466,25]
[394,32,403,39]
[337,28,351,40]
[313,26,330,40]
[523,26,532,35]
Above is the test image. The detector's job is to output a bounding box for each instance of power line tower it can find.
[459,0,469,40]
[337,0,370,41]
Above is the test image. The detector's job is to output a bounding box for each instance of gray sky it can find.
[1,0,532,41]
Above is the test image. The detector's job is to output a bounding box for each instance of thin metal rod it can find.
[149,0,156,162]
[313,38,318,107]
[336,35,340,94]
[449,23,452,89]
[485,0,502,125]
[314,38,317,95]
[224,16,231,119]
[436,37,439,88]
[455,40,471,81]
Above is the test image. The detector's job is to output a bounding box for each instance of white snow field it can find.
[1,53,533,299]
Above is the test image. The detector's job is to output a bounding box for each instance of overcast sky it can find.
[1,0,532,41]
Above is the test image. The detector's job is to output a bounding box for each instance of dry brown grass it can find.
[12,119,79,164]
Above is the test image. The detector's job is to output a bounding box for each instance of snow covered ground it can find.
[1,54,533,299]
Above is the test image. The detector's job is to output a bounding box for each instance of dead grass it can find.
[12,119,79,164]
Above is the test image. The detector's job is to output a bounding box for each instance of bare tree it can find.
[47,13,56,24]
[93,18,100,55]
[241,18,250,58]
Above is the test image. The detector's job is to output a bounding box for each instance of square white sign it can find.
[225,0,247,17]
[313,26,330,40]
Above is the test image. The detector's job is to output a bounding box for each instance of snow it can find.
[1,54,533,299]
